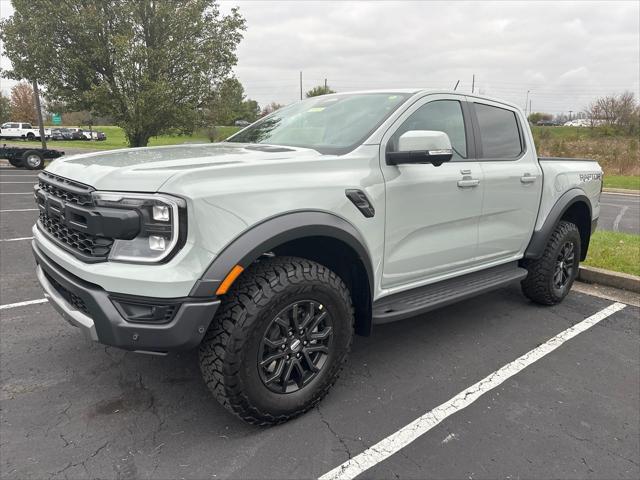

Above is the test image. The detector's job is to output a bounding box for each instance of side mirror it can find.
[386,130,454,166]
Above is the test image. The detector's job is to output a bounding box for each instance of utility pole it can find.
[529,99,532,118]
[471,74,475,94]
[299,71,303,100]
[453,80,460,91]
[324,78,327,91]
[568,110,573,120]
[32,80,47,149]
[524,90,531,117]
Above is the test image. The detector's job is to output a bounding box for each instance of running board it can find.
[372,262,528,324]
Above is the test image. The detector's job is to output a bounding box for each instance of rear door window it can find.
[474,103,523,159]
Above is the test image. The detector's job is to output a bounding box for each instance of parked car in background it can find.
[234,119,250,127]
[69,129,85,140]
[563,119,591,127]
[50,128,74,141]
[68,128,91,140]
[536,120,558,127]
[0,122,49,140]
[84,130,107,141]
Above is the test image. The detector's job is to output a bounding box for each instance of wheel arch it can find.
[191,211,374,336]
[524,189,593,261]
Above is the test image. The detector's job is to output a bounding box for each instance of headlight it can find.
[92,192,187,263]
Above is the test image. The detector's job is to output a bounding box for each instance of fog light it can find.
[153,205,170,221]
[149,235,166,251]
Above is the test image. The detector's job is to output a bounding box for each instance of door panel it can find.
[478,160,541,261]
[382,161,483,287]
[471,100,543,262]
[380,95,482,289]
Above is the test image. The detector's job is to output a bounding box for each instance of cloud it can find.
[221,0,640,114]
[2,0,638,116]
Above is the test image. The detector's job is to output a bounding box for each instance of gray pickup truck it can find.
[32,90,603,424]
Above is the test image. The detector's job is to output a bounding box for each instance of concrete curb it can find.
[603,187,639,195]
[578,265,640,293]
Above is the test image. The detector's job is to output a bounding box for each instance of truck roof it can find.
[328,89,524,113]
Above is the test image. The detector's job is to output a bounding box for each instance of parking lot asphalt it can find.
[1,166,639,480]
[599,192,640,235]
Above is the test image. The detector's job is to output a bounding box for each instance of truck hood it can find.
[45,143,321,192]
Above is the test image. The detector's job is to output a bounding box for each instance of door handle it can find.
[457,179,480,188]
[520,173,536,184]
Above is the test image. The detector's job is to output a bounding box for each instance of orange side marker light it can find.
[215,265,244,295]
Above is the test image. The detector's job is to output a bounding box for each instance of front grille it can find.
[38,172,93,206]
[36,173,114,261]
[39,212,113,257]
[44,270,90,316]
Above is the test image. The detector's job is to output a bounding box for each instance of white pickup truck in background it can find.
[0,122,50,140]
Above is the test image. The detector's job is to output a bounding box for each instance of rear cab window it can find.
[474,103,524,159]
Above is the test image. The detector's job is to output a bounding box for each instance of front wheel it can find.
[521,220,581,305]
[199,257,354,425]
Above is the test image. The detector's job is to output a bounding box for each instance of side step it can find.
[372,262,528,324]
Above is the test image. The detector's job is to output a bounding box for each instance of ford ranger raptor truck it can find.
[32,90,603,424]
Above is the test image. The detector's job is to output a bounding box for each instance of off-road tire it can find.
[8,158,24,168]
[199,256,354,425]
[521,220,581,305]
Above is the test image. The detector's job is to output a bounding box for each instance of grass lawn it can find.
[583,231,640,276]
[603,175,640,191]
[28,125,241,151]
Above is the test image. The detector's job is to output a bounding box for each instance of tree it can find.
[1,0,246,147]
[9,82,37,124]
[261,102,284,117]
[527,112,552,124]
[204,77,260,125]
[0,93,11,124]
[306,85,335,98]
[585,91,640,134]
[242,99,260,123]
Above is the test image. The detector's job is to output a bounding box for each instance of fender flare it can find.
[190,210,374,297]
[524,188,593,260]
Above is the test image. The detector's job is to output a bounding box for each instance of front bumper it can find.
[33,241,220,353]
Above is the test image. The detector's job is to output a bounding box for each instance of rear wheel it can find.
[199,256,354,425]
[521,220,581,305]
[23,150,45,170]
[8,158,24,168]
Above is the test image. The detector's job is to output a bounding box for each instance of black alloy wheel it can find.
[258,300,333,394]
[553,241,575,292]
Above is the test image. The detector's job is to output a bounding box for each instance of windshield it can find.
[226,92,412,154]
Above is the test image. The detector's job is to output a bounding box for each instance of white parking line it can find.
[604,191,640,197]
[0,209,38,213]
[0,192,33,195]
[0,181,37,184]
[613,206,630,232]
[0,236,34,242]
[319,302,627,480]
[0,298,48,310]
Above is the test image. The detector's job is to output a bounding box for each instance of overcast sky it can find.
[2,0,639,116]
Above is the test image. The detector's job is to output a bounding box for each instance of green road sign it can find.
[51,113,62,125]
